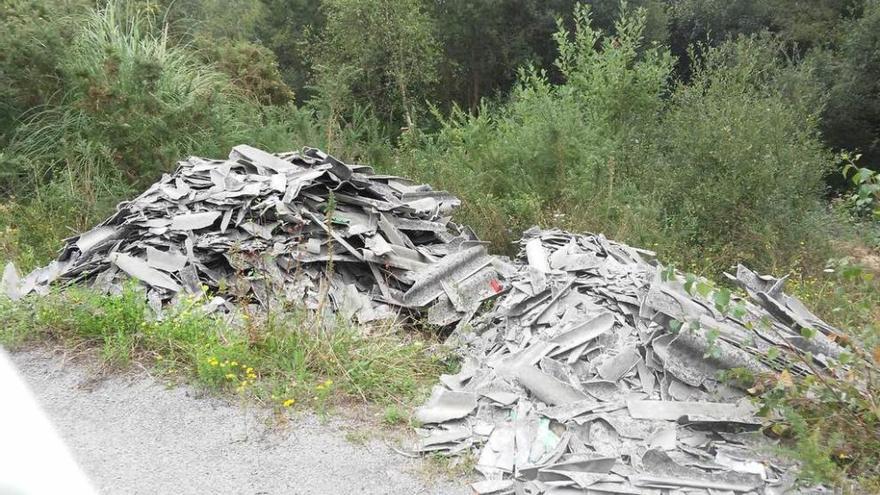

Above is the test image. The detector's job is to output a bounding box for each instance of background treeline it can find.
[1,0,878,274]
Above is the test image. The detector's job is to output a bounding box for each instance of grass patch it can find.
[0,284,455,413]
[420,451,477,483]
[382,405,408,426]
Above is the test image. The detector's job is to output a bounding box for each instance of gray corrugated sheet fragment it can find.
[525,238,551,273]
[417,426,472,452]
[482,391,520,406]
[109,253,181,292]
[646,425,676,451]
[540,400,605,422]
[596,348,640,382]
[478,425,516,475]
[514,365,588,406]
[470,479,514,494]
[403,245,491,307]
[548,313,614,357]
[2,262,21,300]
[546,455,617,475]
[414,388,478,424]
[170,211,222,231]
[146,246,187,273]
[230,144,296,172]
[633,449,763,492]
[75,226,118,254]
[626,399,759,424]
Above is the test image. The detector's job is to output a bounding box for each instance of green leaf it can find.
[767,347,780,361]
[669,320,682,333]
[696,281,712,298]
[713,287,731,312]
[731,303,747,319]
[684,273,696,294]
[800,326,816,340]
[706,328,720,344]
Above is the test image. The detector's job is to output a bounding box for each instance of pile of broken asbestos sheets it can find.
[1,145,505,324]
[0,144,847,493]
[411,227,843,495]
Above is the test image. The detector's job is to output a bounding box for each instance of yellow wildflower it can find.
[282,399,295,408]
[224,373,236,380]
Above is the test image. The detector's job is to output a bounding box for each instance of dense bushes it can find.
[0,1,848,277]
[392,6,832,273]
[647,36,831,270]
[0,0,90,146]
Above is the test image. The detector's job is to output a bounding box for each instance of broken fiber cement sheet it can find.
[2,145,503,326]
[0,146,847,494]
[411,228,844,495]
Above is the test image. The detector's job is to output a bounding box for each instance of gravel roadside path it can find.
[11,349,467,495]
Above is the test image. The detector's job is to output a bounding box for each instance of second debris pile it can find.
[412,228,843,494]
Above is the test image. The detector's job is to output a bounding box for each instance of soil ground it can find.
[10,348,468,495]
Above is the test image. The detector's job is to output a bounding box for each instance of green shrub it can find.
[644,35,832,272]
[8,1,245,189]
[394,4,672,253]
[394,6,831,274]
[196,38,295,105]
[314,0,440,128]
[0,0,90,145]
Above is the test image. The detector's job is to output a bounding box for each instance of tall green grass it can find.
[0,2,297,269]
[0,284,453,408]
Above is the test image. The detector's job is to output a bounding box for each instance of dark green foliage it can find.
[667,0,858,51]
[646,35,831,270]
[815,1,880,170]
[0,0,90,145]
[395,7,831,273]
[8,2,246,187]
[256,0,324,101]
[430,0,576,110]
[197,38,295,105]
[427,0,668,111]
[313,0,440,128]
